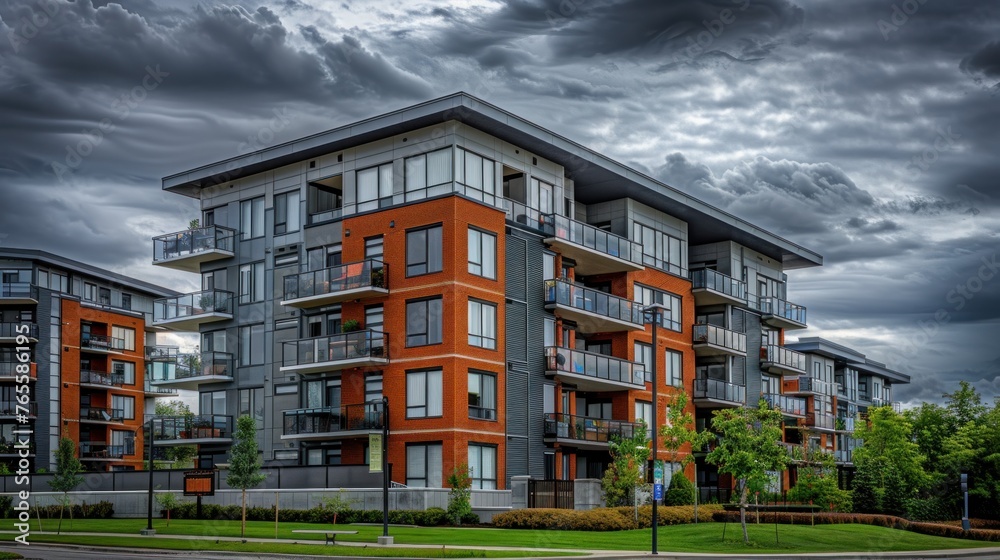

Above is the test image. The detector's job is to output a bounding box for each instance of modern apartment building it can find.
[153,93,825,490]
[0,248,177,472]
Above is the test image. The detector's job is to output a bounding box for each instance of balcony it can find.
[281,260,388,308]
[760,345,807,376]
[544,346,644,392]
[836,416,855,433]
[541,214,644,275]
[782,376,836,396]
[871,398,902,413]
[79,442,131,461]
[543,279,644,333]
[691,269,747,306]
[152,225,237,272]
[0,362,36,382]
[834,449,853,464]
[149,415,233,446]
[805,412,836,431]
[81,334,126,355]
[542,413,644,450]
[149,351,234,390]
[282,401,385,441]
[692,378,746,407]
[79,407,125,425]
[280,330,389,375]
[152,290,233,331]
[0,322,38,343]
[79,370,124,389]
[692,324,747,357]
[0,282,36,305]
[144,382,179,398]
[759,297,808,330]
[0,401,36,418]
[760,393,807,417]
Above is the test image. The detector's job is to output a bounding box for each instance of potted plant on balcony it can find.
[341,319,361,333]
[370,267,386,288]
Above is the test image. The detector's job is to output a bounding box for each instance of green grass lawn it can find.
[5,518,998,555]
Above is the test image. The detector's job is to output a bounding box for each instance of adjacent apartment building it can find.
[0,248,178,472]
[150,93,847,491]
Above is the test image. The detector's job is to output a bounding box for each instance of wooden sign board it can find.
[184,470,216,496]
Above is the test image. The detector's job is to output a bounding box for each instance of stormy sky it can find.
[1,0,997,406]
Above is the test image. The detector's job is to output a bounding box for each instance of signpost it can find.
[369,434,383,473]
[184,469,216,519]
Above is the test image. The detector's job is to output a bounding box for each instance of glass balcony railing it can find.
[692,324,747,355]
[691,269,747,303]
[282,260,388,307]
[79,407,125,423]
[759,297,807,328]
[145,345,180,361]
[283,401,385,437]
[835,449,854,463]
[0,362,35,380]
[79,442,132,459]
[80,370,124,388]
[783,376,836,396]
[0,282,33,299]
[693,378,746,405]
[542,413,643,444]
[152,225,236,263]
[0,401,36,416]
[503,199,546,231]
[543,279,643,331]
[0,322,38,339]
[81,334,126,352]
[149,415,233,442]
[761,345,807,375]
[836,416,856,432]
[148,352,233,386]
[545,346,644,389]
[761,393,807,416]
[806,413,836,431]
[540,213,644,273]
[871,398,902,413]
[153,290,233,327]
[281,330,389,373]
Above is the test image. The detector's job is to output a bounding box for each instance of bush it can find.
[493,504,723,531]
[415,507,448,526]
[0,495,12,518]
[905,496,952,521]
[33,501,114,519]
[664,474,695,506]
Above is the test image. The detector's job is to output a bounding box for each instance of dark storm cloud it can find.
[960,40,1000,78]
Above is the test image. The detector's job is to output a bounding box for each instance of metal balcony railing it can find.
[149,415,233,441]
[152,225,236,263]
[693,378,746,405]
[545,346,644,388]
[81,334,126,352]
[0,322,38,339]
[691,269,747,302]
[281,330,388,370]
[0,282,33,299]
[283,402,385,436]
[543,278,643,328]
[692,324,747,353]
[806,413,836,431]
[542,413,643,443]
[80,370,125,387]
[759,296,807,326]
[283,260,388,303]
[784,376,836,396]
[79,407,125,422]
[540,213,644,267]
[761,393,807,416]
[0,362,35,380]
[761,345,807,374]
[0,401,36,416]
[80,442,132,459]
[153,290,233,323]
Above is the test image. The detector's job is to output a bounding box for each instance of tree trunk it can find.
[57,494,65,535]
[739,483,750,544]
[241,489,247,538]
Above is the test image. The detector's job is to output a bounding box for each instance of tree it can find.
[705,400,787,544]
[664,471,696,506]
[318,490,358,526]
[601,421,650,507]
[660,392,714,480]
[155,491,183,527]
[226,415,267,538]
[788,450,852,512]
[944,381,986,428]
[154,400,197,467]
[905,402,951,467]
[50,437,84,534]
[853,405,927,514]
[446,464,473,526]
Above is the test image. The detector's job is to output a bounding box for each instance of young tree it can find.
[226,415,267,538]
[50,437,84,534]
[788,450,852,512]
[660,392,714,484]
[853,405,927,512]
[446,463,473,526]
[601,421,650,507]
[705,400,787,544]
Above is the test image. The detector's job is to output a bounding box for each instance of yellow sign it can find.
[369,433,383,473]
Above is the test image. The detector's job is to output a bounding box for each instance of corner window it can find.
[406,298,443,347]
[468,299,497,350]
[406,225,443,276]
[468,228,496,279]
[406,369,443,418]
[456,148,498,203]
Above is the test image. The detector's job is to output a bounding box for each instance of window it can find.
[665,349,683,388]
[468,228,496,279]
[634,342,653,382]
[456,148,497,202]
[201,390,226,415]
[240,387,265,428]
[308,175,343,223]
[635,400,653,438]
[239,324,265,366]
[307,244,341,271]
[406,297,442,346]
[468,299,497,350]
[111,361,135,385]
[202,330,228,353]
[406,225,443,276]
[405,148,453,200]
[632,221,685,276]
[99,287,111,306]
[51,271,69,293]
[406,443,442,488]
[356,163,393,212]
[365,236,384,260]
[121,293,131,311]
[543,317,556,348]
[112,326,135,351]
[468,371,496,420]
[83,282,97,301]
[468,444,497,489]
[528,177,553,213]
[239,262,265,304]
[112,395,135,420]
[111,430,135,456]
[406,369,443,418]
[305,444,342,466]
[543,252,555,280]
[240,197,264,240]
[634,284,682,332]
[274,190,301,234]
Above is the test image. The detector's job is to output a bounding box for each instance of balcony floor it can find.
[762,314,807,330]
[280,428,378,441]
[151,375,234,391]
[153,249,234,273]
[544,369,644,393]
[761,362,807,376]
[280,356,390,375]
[692,396,744,408]
[153,436,232,447]
[152,312,233,332]
[692,289,746,307]
[0,296,38,306]
[281,286,388,309]
[693,342,746,358]
[543,237,643,276]
[542,436,613,451]
[545,302,643,334]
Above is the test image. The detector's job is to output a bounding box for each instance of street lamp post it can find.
[643,303,668,556]
[142,417,156,535]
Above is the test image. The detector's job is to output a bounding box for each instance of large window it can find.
[468,370,496,420]
[468,228,496,279]
[240,197,264,240]
[468,444,497,489]
[528,177,553,213]
[201,390,227,415]
[308,175,343,223]
[406,225,443,276]
[406,443,443,488]
[111,326,135,351]
[406,369,443,418]
[356,163,393,213]
[632,221,685,276]
[405,148,453,200]
[112,395,135,420]
[634,342,653,382]
[239,262,265,304]
[634,284,682,332]
[665,349,683,388]
[456,148,497,203]
[274,190,301,234]
[406,297,442,347]
[111,361,135,385]
[635,400,653,438]
[111,430,135,456]
[468,299,497,350]
[239,324,265,366]
[239,387,265,427]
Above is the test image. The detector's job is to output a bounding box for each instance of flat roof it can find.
[0,248,179,298]
[164,93,822,269]
[787,337,910,384]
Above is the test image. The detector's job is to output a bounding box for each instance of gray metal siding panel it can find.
[730,307,747,390]
[744,311,763,401]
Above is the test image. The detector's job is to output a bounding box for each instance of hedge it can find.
[710,511,1000,542]
[163,503,472,526]
[493,504,723,531]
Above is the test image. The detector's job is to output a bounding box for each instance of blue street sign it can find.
[653,483,664,500]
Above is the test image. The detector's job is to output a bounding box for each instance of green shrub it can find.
[0,495,12,518]
[905,496,952,521]
[493,504,724,531]
[664,474,695,506]
[416,507,448,526]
